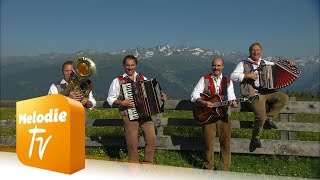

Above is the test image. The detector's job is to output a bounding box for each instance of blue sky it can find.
[1,0,319,58]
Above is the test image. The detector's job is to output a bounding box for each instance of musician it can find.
[48,60,96,109]
[107,55,167,163]
[191,57,237,171]
[230,42,295,152]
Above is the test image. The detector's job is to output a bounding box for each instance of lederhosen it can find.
[202,73,232,170]
[117,73,145,117]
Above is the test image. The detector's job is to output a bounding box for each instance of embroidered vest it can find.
[203,73,231,116]
[239,59,265,96]
[117,73,145,116]
[203,73,230,100]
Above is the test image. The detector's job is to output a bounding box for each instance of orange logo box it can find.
[16,94,85,174]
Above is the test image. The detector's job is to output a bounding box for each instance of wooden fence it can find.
[1,98,319,157]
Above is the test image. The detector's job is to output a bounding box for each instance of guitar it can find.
[193,94,259,124]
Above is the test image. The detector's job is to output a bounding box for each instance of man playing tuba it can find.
[48,58,96,109]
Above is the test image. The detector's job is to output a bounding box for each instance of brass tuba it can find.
[62,57,96,101]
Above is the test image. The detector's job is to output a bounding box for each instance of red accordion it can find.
[122,79,164,120]
[259,60,301,90]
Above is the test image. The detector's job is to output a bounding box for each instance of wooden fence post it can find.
[153,113,164,137]
[280,97,296,140]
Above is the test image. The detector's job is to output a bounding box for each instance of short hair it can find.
[212,57,224,65]
[249,42,263,51]
[62,61,73,71]
[123,55,138,65]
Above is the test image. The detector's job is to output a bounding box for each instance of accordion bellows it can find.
[259,60,301,89]
[122,79,164,120]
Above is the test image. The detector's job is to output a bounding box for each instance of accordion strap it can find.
[117,73,145,83]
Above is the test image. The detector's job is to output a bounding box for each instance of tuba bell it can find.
[61,57,96,101]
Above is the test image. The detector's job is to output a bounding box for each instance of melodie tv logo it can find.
[16,94,85,174]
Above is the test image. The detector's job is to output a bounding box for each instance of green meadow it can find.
[1,107,319,178]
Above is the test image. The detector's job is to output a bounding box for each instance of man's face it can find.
[212,58,224,77]
[250,44,262,61]
[123,58,137,76]
[63,64,74,82]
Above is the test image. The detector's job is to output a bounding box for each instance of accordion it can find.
[259,60,301,90]
[121,78,164,120]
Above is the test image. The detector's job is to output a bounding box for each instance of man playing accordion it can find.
[231,42,296,152]
[107,55,167,163]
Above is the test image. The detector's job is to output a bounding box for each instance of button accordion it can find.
[259,60,301,90]
[121,78,164,120]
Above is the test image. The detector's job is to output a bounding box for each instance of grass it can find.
[1,107,320,178]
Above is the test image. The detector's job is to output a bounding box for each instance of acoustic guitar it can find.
[193,93,259,124]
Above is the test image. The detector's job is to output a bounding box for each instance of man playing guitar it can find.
[191,57,237,171]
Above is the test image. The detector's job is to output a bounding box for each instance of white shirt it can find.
[230,58,274,87]
[191,73,236,102]
[107,72,147,107]
[48,79,96,109]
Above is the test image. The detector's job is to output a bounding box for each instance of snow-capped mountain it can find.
[1,44,319,100]
[109,44,319,66]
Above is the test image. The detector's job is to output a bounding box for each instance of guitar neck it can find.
[213,98,245,107]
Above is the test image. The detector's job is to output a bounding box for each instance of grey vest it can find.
[54,82,68,94]
[240,61,257,97]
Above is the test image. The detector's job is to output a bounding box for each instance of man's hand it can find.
[205,101,214,108]
[230,100,238,108]
[160,91,168,101]
[284,60,296,67]
[121,99,135,108]
[69,91,83,101]
[196,98,213,108]
[81,97,88,106]
[245,72,258,80]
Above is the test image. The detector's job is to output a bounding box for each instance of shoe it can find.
[202,166,215,170]
[202,163,216,170]
[249,138,261,152]
[264,120,278,129]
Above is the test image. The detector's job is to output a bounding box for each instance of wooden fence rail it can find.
[1,98,319,157]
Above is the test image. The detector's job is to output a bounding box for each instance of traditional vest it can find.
[117,73,145,116]
[54,81,68,94]
[203,73,231,116]
[54,80,91,110]
[203,73,230,100]
[239,59,266,96]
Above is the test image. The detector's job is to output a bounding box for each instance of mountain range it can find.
[1,44,319,100]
